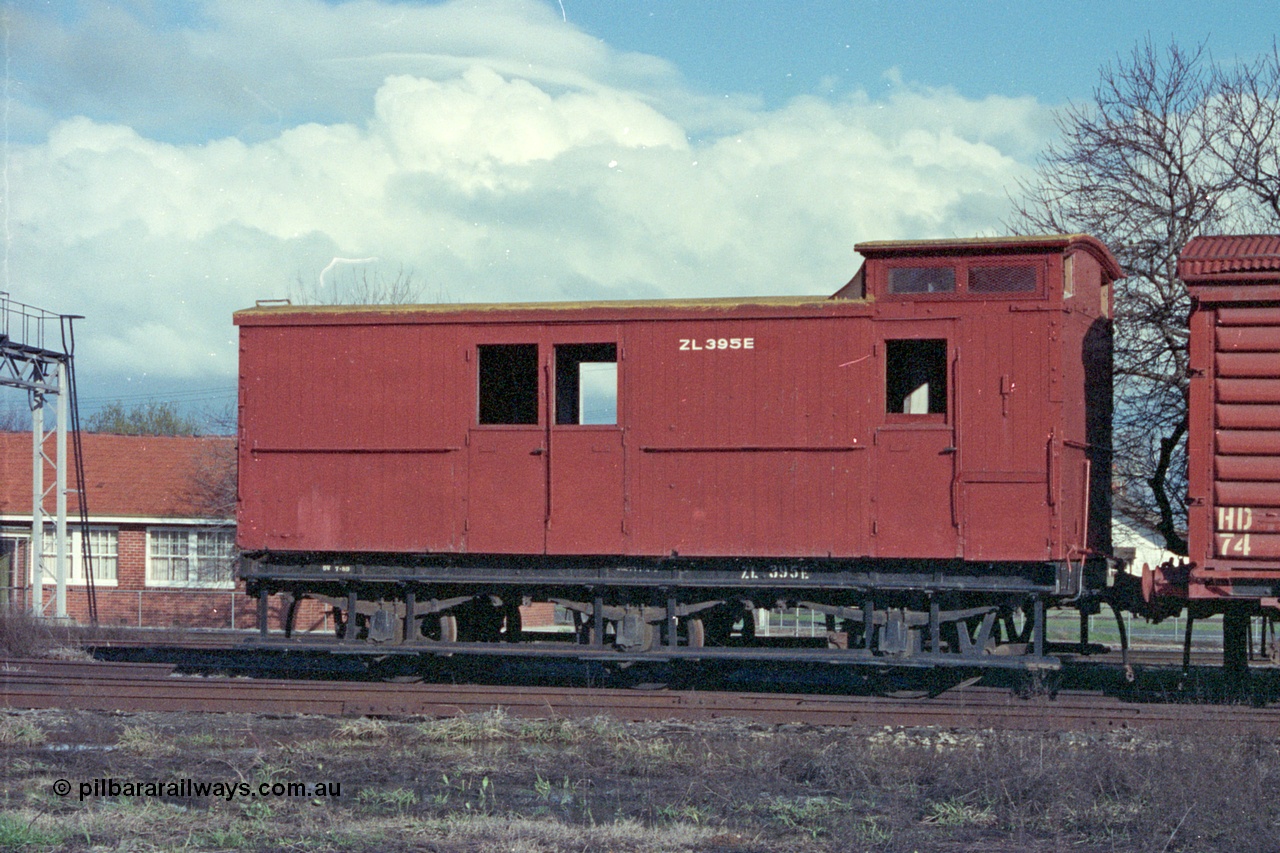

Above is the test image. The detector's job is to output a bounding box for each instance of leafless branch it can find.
[1009,38,1279,552]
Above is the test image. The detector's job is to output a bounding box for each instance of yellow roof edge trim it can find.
[234,293,859,318]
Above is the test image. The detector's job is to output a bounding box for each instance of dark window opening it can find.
[886,339,947,415]
[968,264,1037,293]
[555,343,617,425]
[888,266,955,294]
[478,344,539,424]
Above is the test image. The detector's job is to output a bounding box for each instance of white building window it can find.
[147,528,236,587]
[41,527,118,585]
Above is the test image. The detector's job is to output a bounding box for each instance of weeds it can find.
[854,815,893,845]
[0,612,79,659]
[0,714,45,746]
[5,708,1280,852]
[193,827,249,848]
[0,813,62,850]
[429,772,497,814]
[761,795,852,839]
[334,716,389,742]
[656,803,711,825]
[174,731,219,749]
[533,773,553,801]
[922,796,997,827]
[413,709,630,747]
[240,800,275,821]
[608,732,688,774]
[115,724,177,756]
[356,787,419,815]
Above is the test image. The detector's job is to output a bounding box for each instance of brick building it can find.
[0,431,330,631]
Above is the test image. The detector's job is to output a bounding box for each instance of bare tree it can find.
[290,264,423,306]
[0,403,30,431]
[190,404,238,523]
[1212,43,1280,224]
[187,436,237,523]
[1010,39,1280,553]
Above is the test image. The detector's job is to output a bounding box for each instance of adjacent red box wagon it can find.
[235,234,1120,666]
[1180,236,1280,607]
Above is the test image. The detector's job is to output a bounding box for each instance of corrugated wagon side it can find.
[1172,235,1280,667]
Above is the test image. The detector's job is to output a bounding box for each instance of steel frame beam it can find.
[1,293,78,619]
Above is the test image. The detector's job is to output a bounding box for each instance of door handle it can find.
[530,448,545,455]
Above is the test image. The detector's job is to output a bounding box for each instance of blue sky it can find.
[3,0,1276,422]
[570,1,1279,105]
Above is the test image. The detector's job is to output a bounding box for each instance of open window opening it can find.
[886,339,947,416]
[555,343,617,425]
[478,344,539,425]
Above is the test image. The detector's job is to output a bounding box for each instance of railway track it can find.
[4,658,1279,734]
[74,627,1253,665]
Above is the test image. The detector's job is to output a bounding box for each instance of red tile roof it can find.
[1179,235,1280,280]
[0,432,235,520]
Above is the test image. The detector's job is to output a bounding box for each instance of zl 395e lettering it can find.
[236,235,1121,668]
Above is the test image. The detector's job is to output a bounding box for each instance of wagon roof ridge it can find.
[1178,234,1280,280]
[853,233,1123,279]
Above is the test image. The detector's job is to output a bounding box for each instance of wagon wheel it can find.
[686,617,706,648]
[628,620,657,652]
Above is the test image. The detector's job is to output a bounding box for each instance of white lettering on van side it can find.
[679,337,754,352]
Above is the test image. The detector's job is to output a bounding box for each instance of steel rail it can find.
[3,658,1279,733]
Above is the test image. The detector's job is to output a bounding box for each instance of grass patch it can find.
[0,813,63,850]
[412,708,626,746]
[356,787,419,815]
[115,723,178,756]
[333,716,389,742]
[413,708,518,743]
[922,796,997,827]
[4,709,1280,851]
[0,715,45,747]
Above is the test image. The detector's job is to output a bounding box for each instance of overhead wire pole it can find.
[0,291,85,621]
[55,361,69,616]
[62,320,97,624]
[30,387,42,614]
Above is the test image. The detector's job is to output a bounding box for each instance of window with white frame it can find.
[41,527,118,585]
[147,528,236,587]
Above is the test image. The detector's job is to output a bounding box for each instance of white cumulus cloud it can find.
[5,0,1052,405]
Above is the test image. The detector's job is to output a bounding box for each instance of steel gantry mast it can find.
[0,291,91,621]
